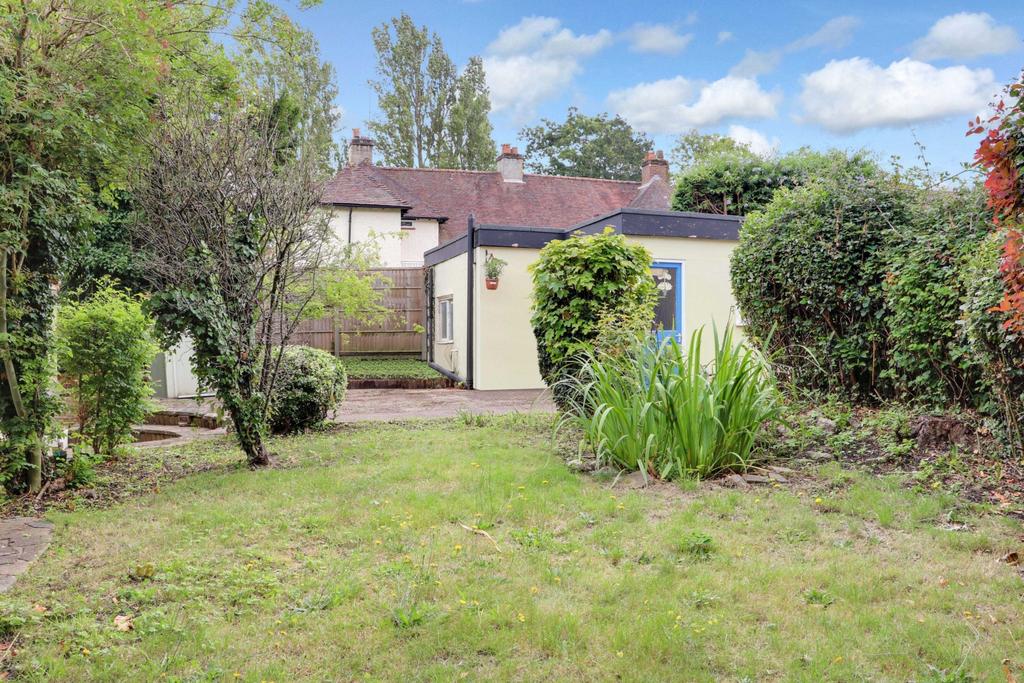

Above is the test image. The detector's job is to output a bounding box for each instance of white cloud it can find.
[484,16,612,118]
[727,125,779,158]
[608,75,780,134]
[729,15,860,77]
[911,12,1020,61]
[788,16,861,51]
[799,57,996,134]
[730,49,782,78]
[625,23,693,55]
[716,31,734,45]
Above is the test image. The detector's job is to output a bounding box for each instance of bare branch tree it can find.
[133,94,330,466]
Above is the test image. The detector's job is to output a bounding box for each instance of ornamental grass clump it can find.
[560,325,781,479]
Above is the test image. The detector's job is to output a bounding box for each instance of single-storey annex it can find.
[424,209,743,391]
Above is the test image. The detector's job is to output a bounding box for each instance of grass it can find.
[3,415,1023,681]
[340,355,443,380]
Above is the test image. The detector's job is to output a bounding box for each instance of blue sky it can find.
[289,1,1024,172]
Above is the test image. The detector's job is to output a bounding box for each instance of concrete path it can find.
[333,388,556,422]
[0,516,54,592]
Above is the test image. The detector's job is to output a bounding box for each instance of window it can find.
[437,297,454,343]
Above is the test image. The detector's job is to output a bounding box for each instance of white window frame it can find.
[437,296,454,344]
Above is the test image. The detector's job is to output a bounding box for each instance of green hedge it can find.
[730,155,907,398]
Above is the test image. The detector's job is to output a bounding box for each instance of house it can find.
[321,129,674,265]
[153,130,741,397]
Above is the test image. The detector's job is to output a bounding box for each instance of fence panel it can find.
[289,267,425,356]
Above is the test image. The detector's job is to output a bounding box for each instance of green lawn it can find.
[4,416,1023,681]
[341,355,443,380]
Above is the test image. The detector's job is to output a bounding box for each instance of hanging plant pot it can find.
[485,277,499,290]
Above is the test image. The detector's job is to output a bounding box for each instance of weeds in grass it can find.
[802,588,835,607]
[678,532,715,560]
[560,325,782,479]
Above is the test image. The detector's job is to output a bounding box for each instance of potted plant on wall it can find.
[484,252,507,290]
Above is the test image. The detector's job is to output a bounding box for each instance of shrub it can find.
[560,325,782,479]
[961,231,1024,453]
[529,228,656,405]
[730,154,909,399]
[269,345,347,434]
[881,188,992,406]
[56,283,158,455]
[672,149,864,216]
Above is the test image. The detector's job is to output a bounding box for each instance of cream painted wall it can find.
[327,207,440,267]
[455,236,740,390]
[472,247,545,390]
[431,252,468,379]
[401,219,440,266]
[628,236,743,361]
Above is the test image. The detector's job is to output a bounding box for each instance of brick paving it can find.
[0,516,54,592]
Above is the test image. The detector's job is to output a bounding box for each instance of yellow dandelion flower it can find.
[518,613,526,622]
[814,497,823,504]
[530,586,539,594]
[454,544,463,552]
[542,480,549,485]
[616,651,624,658]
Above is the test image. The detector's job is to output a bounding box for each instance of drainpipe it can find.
[347,207,353,244]
[465,214,476,389]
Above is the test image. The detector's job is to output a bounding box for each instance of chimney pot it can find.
[496,143,524,183]
[641,149,669,185]
[348,129,374,166]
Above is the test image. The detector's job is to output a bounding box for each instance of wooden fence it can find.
[290,267,425,356]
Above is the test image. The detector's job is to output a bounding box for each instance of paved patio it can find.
[0,517,54,593]
[332,388,555,422]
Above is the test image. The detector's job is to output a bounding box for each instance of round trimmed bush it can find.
[269,345,347,434]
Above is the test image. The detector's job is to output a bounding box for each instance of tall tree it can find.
[669,129,755,171]
[367,13,494,169]
[135,95,330,468]
[0,0,230,492]
[519,108,653,181]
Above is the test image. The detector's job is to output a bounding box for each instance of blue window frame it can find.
[651,261,683,342]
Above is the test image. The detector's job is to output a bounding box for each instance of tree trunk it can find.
[28,434,42,493]
[225,396,272,468]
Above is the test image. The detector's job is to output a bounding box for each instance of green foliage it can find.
[881,188,992,405]
[678,531,715,560]
[961,231,1024,452]
[484,252,507,279]
[730,154,908,398]
[63,192,148,297]
[529,228,656,399]
[56,283,158,454]
[367,14,495,169]
[670,128,756,170]
[560,326,782,479]
[520,107,653,181]
[673,149,861,215]
[269,346,347,435]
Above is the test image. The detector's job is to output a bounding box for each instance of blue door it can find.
[651,262,683,343]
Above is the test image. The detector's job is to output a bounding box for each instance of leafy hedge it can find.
[672,149,872,216]
[529,228,656,404]
[730,155,908,398]
[269,346,347,434]
[961,231,1024,450]
[881,189,991,405]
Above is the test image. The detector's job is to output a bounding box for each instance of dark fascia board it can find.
[424,233,468,267]
[476,224,565,249]
[323,201,412,211]
[424,210,741,267]
[573,208,742,240]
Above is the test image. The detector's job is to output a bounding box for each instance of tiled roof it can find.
[322,162,670,243]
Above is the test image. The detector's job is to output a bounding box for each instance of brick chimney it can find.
[349,128,374,166]
[641,150,669,185]
[496,143,524,183]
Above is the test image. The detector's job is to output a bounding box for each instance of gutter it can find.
[465,214,476,389]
